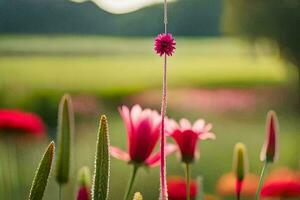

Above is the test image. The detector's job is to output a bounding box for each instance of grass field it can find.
[0,35,295,97]
[0,35,299,200]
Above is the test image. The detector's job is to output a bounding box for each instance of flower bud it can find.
[260,111,278,163]
[233,143,249,181]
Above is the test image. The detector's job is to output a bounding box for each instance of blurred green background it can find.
[0,0,299,199]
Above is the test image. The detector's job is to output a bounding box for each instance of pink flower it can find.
[110,105,176,167]
[154,33,176,56]
[260,111,278,163]
[0,109,46,137]
[167,176,198,200]
[166,118,215,163]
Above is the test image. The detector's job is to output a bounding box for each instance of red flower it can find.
[167,176,198,200]
[110,105,176,167]
[216,172,259,197]
[261,167,300,198]
[260,111,278,163]
[0,109,46,136]
[77,187,90,200]
[154,33,176,56]
[166,118,215,163]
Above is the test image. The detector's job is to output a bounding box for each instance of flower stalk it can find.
[160,0,169,198]
[185,163,191,200]
[124,165,139,200]
[256,160,268,200]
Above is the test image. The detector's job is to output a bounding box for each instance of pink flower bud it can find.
[260,111,279,163]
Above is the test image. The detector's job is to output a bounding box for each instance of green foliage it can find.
[55,94,74,184]
[222,0,300,68]
[133,192,143,200]
[29,142,55,200]
[92,115,110,200]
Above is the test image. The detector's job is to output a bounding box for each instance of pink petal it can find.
[179,118,192,131]
[204,123,213,132]
[145,144,177,167]
[131,104,142,126]
[119,106,132,135]
[198,132,216,140]
[192,119,205,133]
[165,118,179,136]
[110,146,130,162]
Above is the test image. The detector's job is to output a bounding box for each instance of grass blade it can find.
[55,94,74,184]
[29,141,55,200]
[92,115,110,200]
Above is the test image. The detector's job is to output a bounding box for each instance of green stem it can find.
[256,161,268,200]
[123,165,139,200]
[185,163,191,200]
[59,184,62,200]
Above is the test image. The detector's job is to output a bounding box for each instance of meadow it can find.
[0,35,299,200]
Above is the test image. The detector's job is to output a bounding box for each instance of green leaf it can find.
[92,115,110,200]
[133,192,143,200]
[29,141,55,200]
[55,94,74,184]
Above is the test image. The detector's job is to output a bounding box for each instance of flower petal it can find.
[192,119,205,133]
[110,146,130,162]
[179,118,192,131]
[165,118,179,136]
[145,144,177,167]
[198,132,216,140]
[130,104,142,126]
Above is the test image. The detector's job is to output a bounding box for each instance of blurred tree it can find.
[222,0,300,86]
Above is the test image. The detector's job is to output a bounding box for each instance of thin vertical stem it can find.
[164,0,168,33]
[185,163,191,200]
[59,184,62,200]
[256,161,268,200]
[160,1,168,200]
[124,165,139,200]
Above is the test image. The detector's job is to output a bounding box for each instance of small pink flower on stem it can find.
[166,118,215,163]
[166,118,215,200]
[154,33,176,56]
[110,105,176,200]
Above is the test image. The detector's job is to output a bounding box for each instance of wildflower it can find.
[0,109,46,136]
[260,111,279,163]
[166,118,215,163]
[154,33,176,56]
[216,173,259,197]
[110,105,176,167]
[110,105,176,200]
[261,167,300,198]
[167,176,198,200]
